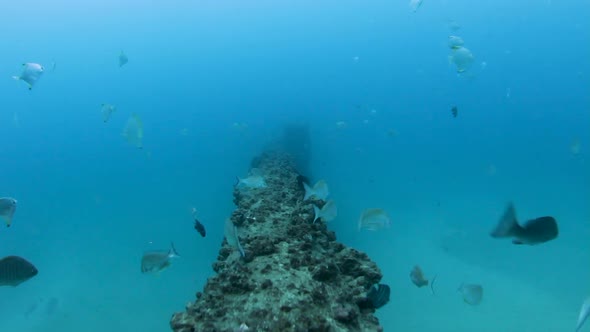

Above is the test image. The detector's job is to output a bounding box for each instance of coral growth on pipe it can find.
[170,152,384,332]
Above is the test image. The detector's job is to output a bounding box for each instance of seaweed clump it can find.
[170,151,384,332]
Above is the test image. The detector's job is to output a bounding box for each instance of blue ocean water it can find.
[1,0,589,331]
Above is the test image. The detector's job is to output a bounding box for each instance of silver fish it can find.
[0,197,17,227]
[101,104,116,123]
[313,200,337,223]
[0,256,38,287]
[576,297,590,332]
[12,63,44,90]
[236,175,267,189]
[303,180,329,201]
[358,208,391,231]
[490,202,558,245]
[458,283,483,306]
[141,243,179,274]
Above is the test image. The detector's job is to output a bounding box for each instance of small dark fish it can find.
[490,202,558,245]
[410,265,429,288]
[0,256,38,287]
[366,283,390,309]
[194,219,206,237]
[451,105,458,118]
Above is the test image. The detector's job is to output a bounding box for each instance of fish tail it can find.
[11,76,20,81]
[235,225,245,257]
[234,176,241,186]
[313,205,320,224]
[430,275,437,295]
[169,242,180,258]
[490,202,520,238]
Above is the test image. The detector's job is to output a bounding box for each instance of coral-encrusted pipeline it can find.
[170,152,384,332]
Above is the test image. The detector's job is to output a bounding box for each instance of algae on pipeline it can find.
[170,151,386,332]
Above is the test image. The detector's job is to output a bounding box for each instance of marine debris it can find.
[170,151,385,332]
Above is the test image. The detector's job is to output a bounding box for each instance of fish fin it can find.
[169,242,180,258]
[12,76,20,81]
[490,202,519,238]
[2,215,12,227]
[456,283,464,292]
[303,182,313,200]
[576,297,590,332]
[313,205,320,223]
[430,275,437,295]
